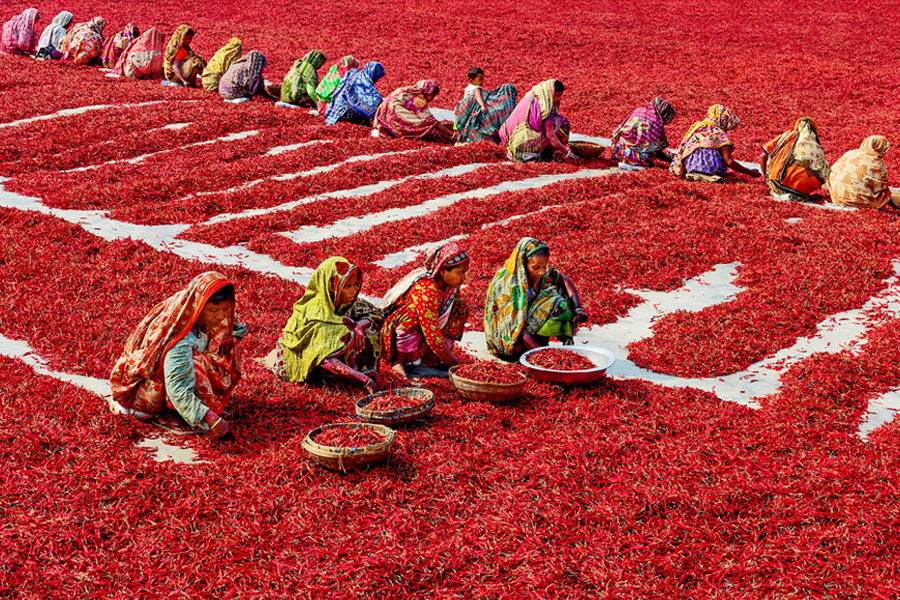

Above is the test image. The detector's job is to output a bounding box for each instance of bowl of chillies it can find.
[448,361,528,404]
[519,346,616,385]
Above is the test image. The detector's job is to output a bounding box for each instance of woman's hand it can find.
[204,410,233,439]
[349,329,366,355]
[364,377,381,394]
[574,307,589,324]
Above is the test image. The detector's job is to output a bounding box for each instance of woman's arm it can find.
[413,288,460,366]
[320,358,379,392]
[758,152,769,179]
[162,337,207,426]
[543,119,579,160]
[434,120,457,139]
[721,145,761,177]
[559,273,588,323]
[172,59,188,85]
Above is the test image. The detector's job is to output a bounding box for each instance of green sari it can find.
[280,49,327,106]
[483,237,575,357]
[280,257,358,382]
[315,55,358,106]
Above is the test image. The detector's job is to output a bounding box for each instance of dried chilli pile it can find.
[455,361,524,384]
[5,0,900,594]
[527,348,598,371]
[315,426,383,448]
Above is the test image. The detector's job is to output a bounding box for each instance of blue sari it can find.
[325,62,386,125]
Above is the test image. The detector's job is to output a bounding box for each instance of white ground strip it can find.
[280,168,617,245]
[205,160,494,225]
[186,147,421,208]
[0,102,897,443]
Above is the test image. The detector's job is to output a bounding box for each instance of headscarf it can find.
[279,49,327,104]
[316,55,359,105]
[828,135,892,209]
[163,24,194,80]
[374,79,442,139]
[379,241,470,312]
[37,11,71,53]
[219,49,268,99]
[484,237,572,356]
[101,23,139,68]
[113,27,164,78]
[279,257,363,383]
[325,62,386,125]
[201,37,242,92]
[1,8,40,55]
[764,117,829,192]
[670,104,740,177]
[109,272,241,414]
[611,96,675,153]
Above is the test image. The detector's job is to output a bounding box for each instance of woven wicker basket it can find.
[302,422,395,473]
[570,141,606,158]
[448,365,527,404]
[356,387,435,425]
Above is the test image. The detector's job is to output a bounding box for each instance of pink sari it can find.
[1,8,40,55]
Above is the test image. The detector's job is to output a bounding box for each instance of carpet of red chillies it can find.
[3,0,900,596]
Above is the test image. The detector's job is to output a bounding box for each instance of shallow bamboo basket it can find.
[448,365,527,404]
[302,422,395,473]
[355,387,435,425]
[569,141,607,158]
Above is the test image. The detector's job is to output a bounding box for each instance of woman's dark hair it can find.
[468,67,484,80]
[526,247,550,260]
[208,284,234,304]
[553,80,566,93]
[185,27,195,36]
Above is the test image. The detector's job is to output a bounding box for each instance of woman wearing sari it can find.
[110,272,245,439]
[454,69,518,143]
[759,117,829,201]
[670,104,760,182]
[829,136,894,210]
[484,237,587,358]
[100,23,138,68]
[499,79,576,162]
[112,27,164,79]
[316,55,358,112]
[268,257,384,392]
[61,17,106,65]
[219,50,277,101]
[379,242,470,378]
[201,38,241,92]
[374,79,456,141]
[35,11,71,60]
[280,50,327,106]
[1,8,40,55]
[325,62,385,126]
[164,25,205,86]
[610,97,676,170]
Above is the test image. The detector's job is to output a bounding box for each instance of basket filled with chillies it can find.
[355,387,435,425]
[448,361,528,404]
[569,141,607,158]
[302,422,395,473]
[519,346,616,385]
